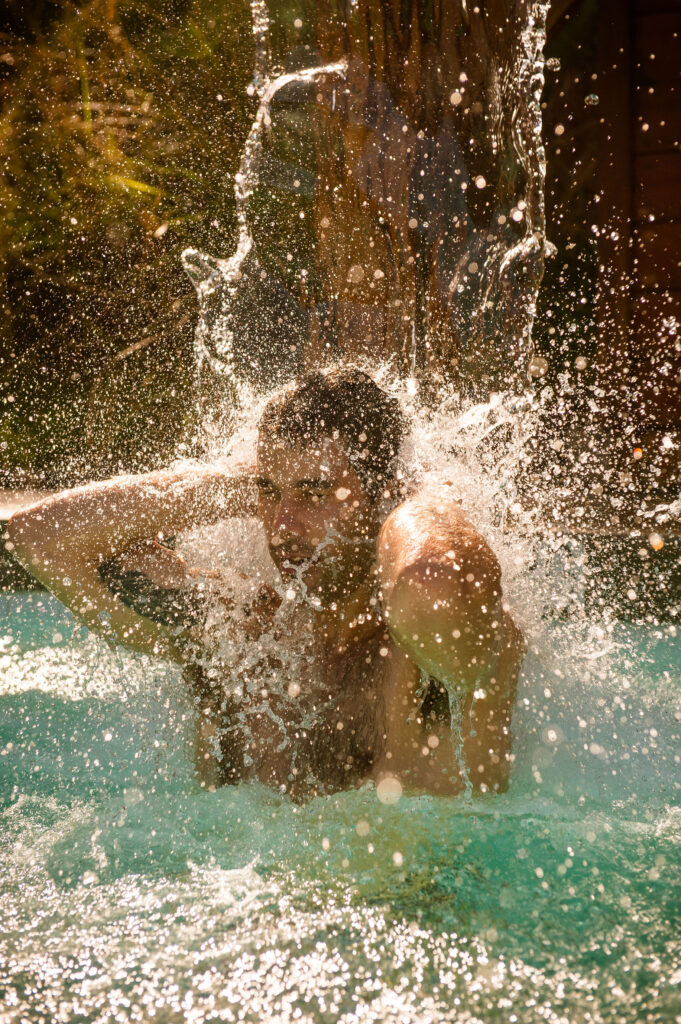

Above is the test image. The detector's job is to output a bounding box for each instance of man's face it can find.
[256,434,379,604]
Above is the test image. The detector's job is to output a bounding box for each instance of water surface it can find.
[1,590,679,1023]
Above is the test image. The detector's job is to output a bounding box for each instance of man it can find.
[8,366,523,800]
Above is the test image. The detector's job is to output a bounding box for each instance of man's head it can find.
[256,367,405,605]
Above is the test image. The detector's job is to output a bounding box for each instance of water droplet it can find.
[528,355,549,377]
[584,93,599,106]
[376,776,402,804]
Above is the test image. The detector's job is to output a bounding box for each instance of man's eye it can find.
[258,485,278,499]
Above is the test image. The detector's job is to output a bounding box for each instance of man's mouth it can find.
[277,551,317,575]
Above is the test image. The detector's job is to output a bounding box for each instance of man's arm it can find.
[377,490,523,792]
[7,459,256,661]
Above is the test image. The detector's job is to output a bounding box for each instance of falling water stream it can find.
[182,0,550,426]
[1,2,680,1022]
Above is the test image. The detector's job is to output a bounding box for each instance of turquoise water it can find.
[1,590,680,1023]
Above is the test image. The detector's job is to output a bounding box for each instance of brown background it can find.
[0,0,680,511]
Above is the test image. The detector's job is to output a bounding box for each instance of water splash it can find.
[172,370,558,797]
[181,0,552,440]
[3,4,681,1019]
[182,0,347,437]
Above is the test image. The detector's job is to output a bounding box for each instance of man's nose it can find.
[271,499,303,543]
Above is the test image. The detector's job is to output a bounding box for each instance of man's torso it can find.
[99,553,453,798]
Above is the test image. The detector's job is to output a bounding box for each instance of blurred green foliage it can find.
[0,0,254,485]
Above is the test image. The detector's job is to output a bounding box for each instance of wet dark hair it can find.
[258,366,405,498]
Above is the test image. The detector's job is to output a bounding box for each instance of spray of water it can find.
[134,0,681,798]
[166,0,639,778]
[180,1,554,426]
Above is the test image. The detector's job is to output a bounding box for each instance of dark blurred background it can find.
[0,0,679,512]
[0,0,255,484]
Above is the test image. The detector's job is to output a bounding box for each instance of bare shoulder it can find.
[379,485,469,538]
[377,487,501,593]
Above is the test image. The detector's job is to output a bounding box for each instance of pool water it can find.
[1,590,680,1023]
